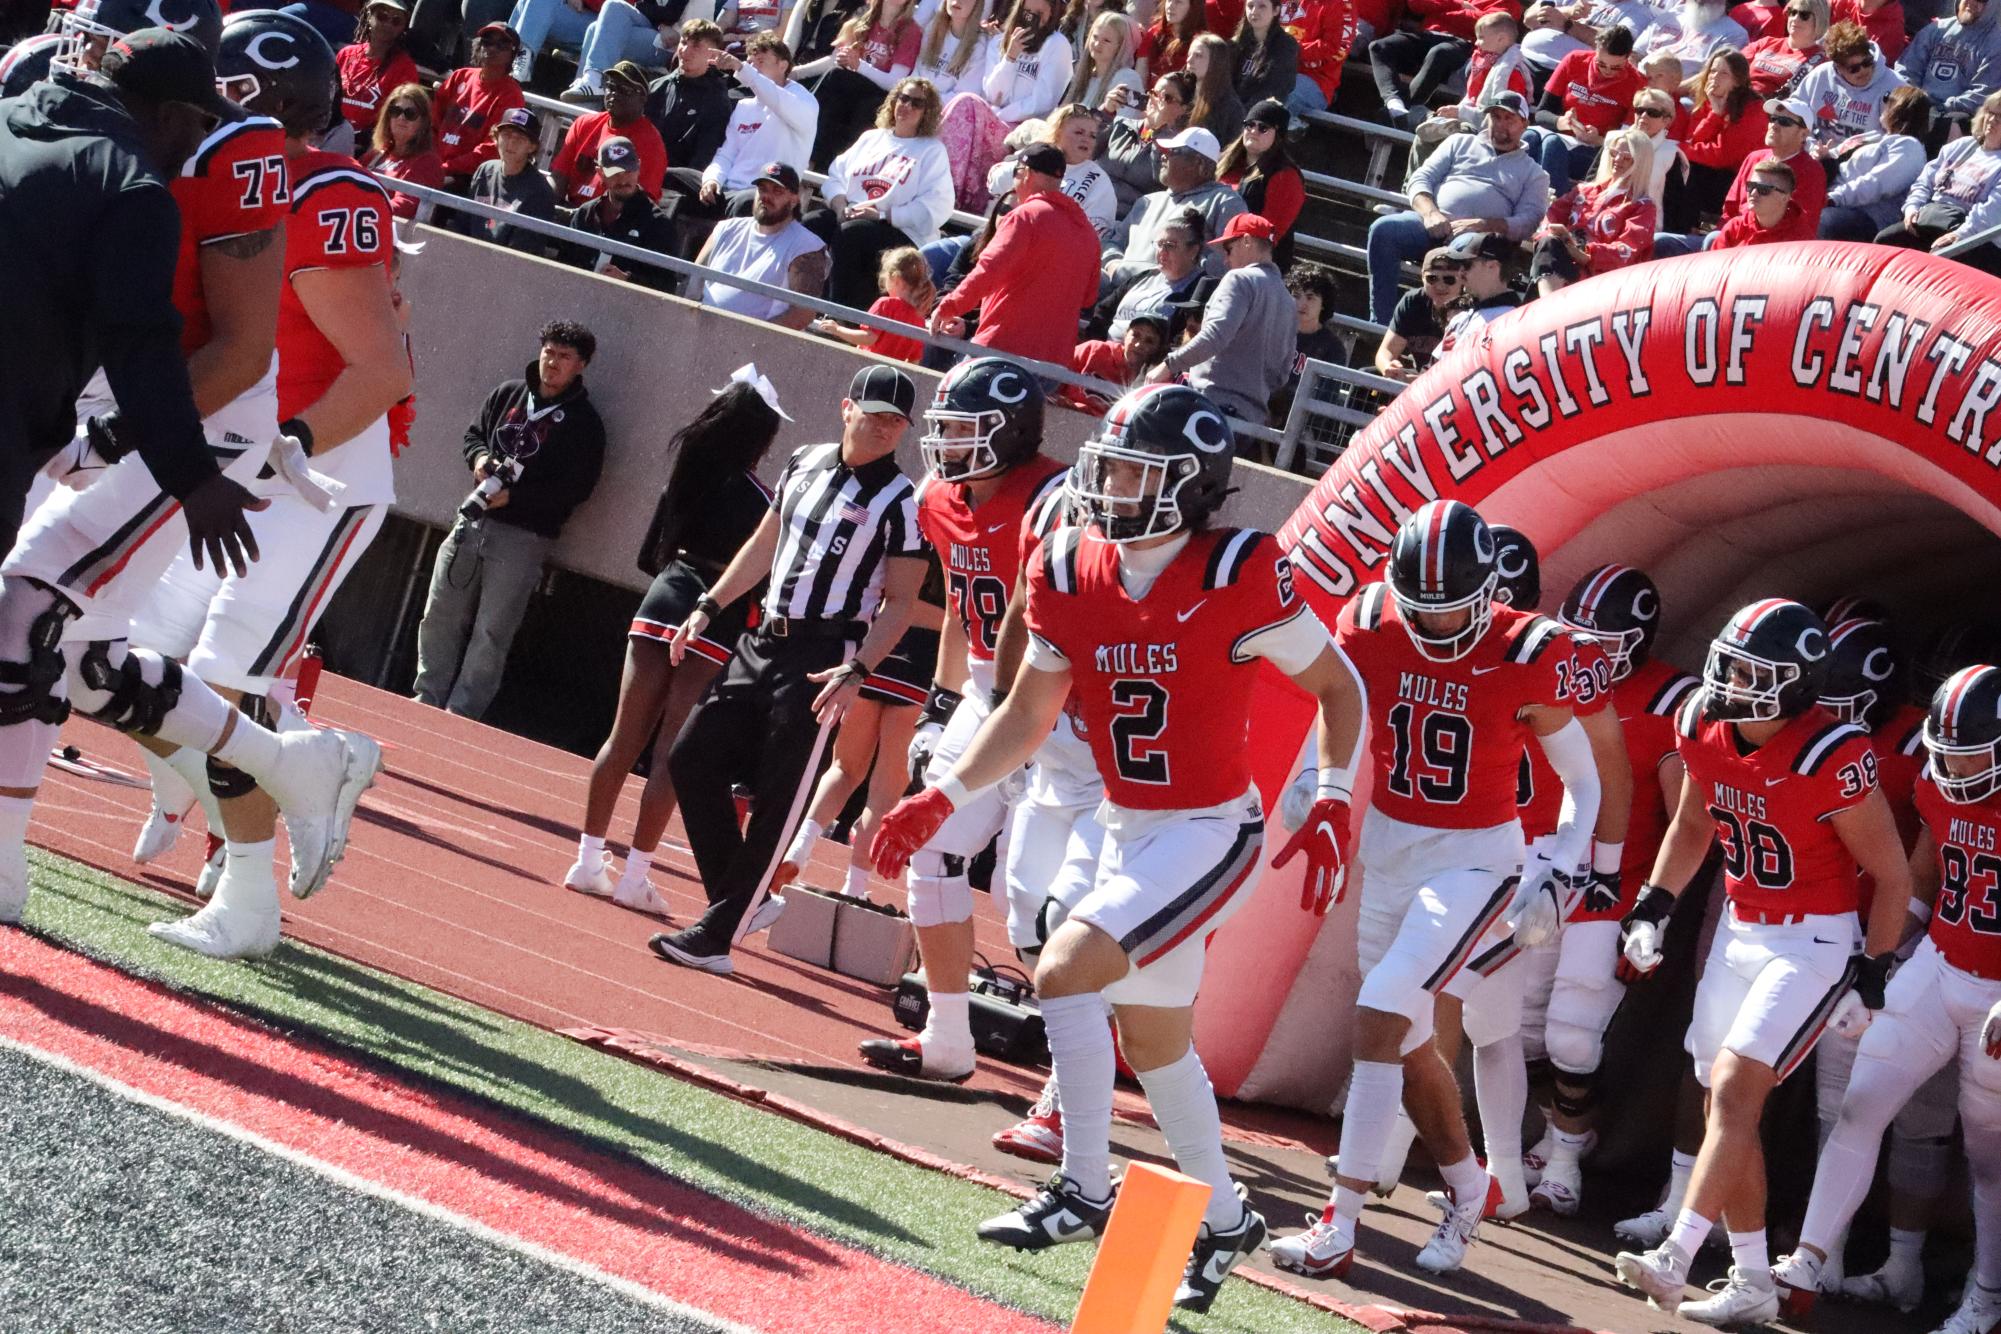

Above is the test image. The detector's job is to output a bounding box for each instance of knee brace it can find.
[0,581,73,728]
[1544,1013,1606,1077]
[71,640,181,735]
[206,694,268,799]
[906,850,972,928]
[1552,1067,1600,1120]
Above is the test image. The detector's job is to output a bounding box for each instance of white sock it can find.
[201,693,281,780]
[1328,1186,1367,1244]
[1729,1227,1769,1274]
[1384,95,1408,118]
[1378,1107,1418,1188]
[617,847,653,890]
[0,793,32,854]
[785,817,823,868]
[143,746,196,814]
[1549,1125,1593,1166]
[844,862,869,898]
[1667,1208,1713,1264]
[1474,1036,1528,1203]
[1887,1226,1926,1271]
[1665,1148,1697,1211]
[0,716,57,790]
[148,659,248,755]
[1440,1153,1489,1207]
[1135,1050,1239,1229]
[1041,992,1116,1202]
[578,832,605,863]
[213,838,280,917]
[1333,1060,1403,1217]
[922,990,972,1053]
[162,744,226,836]
[1977,1183,2001,1289]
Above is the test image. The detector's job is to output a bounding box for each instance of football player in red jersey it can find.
[871,384,1366,1313]
[1272,501,1604,1280]
[1613,599,1914,1327]
[1774,664,2001,1334]
[838,357,1066,1082]
[138,9,407,960]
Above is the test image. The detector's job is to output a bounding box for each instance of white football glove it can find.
[1829,990,1874,1041]
[1621,919,1665,974]
[907,719,944,786]
[1984,999,2001,1060]
[1280,767,1318,833]
[1507,855,1564,949]
[268,432,347,512]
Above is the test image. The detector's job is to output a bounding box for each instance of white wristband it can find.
[1592,840,1624,876]
[1316,775,1350,803]
[936,772,972,808]
[1908,894,1933,926]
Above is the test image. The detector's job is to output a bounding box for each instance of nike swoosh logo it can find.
[1314,821,1336,844]
[1046,1214,1094,1240]
[1471,665,1501,675]
[1812,937,1842,946]
[1177,599,1209,623]
[1203,1251,1237,1284]
[1764,777,1785,787]
[987,520,1012,534]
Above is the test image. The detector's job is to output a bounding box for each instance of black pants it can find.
[799,210,914,310]
[811,68,887,170]
[668,626,853,949]
[1664,160,1734,232]
[1369,30,1471,111]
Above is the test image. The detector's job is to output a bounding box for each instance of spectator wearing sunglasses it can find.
[1375,245,1466,381]
[1657,92,1824,248]
[1819,83,1930,237]
[1794,19,1910,148]
[366,83,447,219]
[1708,154,1803,242]
[806,79,955,309]
[1897,0,2001,145]
[1631,88,1689,202]
[1830,0,1906,62]
[1742,0,1829,96]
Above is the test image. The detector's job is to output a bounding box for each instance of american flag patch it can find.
[840,501,871,525]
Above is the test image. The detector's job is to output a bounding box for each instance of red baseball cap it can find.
[1209,213,1276,247]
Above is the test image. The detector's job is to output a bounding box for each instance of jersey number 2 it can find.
[1386,702,1471,802]
[1109,679,1169,785]
[318,206,381,255]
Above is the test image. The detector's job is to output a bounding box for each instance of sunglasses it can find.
[387,104,423,120]
[1770,114,1805,128]
[1423,271,1464,285]
[1746,179,1792,196]
[894,91,928,105]
[1842,57,1875,73]
[1147,89,1184,103]
[1785,6,1813,13]
[1635,104,1669,117]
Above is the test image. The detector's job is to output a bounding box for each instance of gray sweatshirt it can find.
[1896,10,2001,118]
[1110,179,1250,281]
[1408,131,1551,240]
[1164,260,1296,423]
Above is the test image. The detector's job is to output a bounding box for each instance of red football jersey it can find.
[1337,587,1577,831]
[277,152,395,421]
[1025,526,1306,810]
[918,457,1067,662]
[1518,630,1613,841]
[1570,657,1700,924]
[1675,698,1880,916]
[171,115,289,357]
[1913,773,2001,977]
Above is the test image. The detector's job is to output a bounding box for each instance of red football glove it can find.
[1271,797,1351,916]
[870,786,956,879]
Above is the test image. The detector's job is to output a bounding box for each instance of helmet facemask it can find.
[1928,725,2001,804]
[1819,685,1877,729]
[1392,573,1497,663]
[918,408,1005,482]
[1703,640,1798,723]
[1563,620,1645,683]
[53,0,116,77]
[1073,438,1196,543]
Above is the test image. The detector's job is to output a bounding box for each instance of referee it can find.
[652,364,928,974]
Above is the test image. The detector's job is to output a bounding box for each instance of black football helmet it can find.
[1911,620,2001,707]
[1820,595,1891,629]
[1925,664,2001,804]
[0,33,60,95]
[1702,598,1830,723]
[1558,563,1661,683]
[1387,499,1497,662]
[919,357,1045,482]
[1073,383,1233,542]
[1820,618,1902,733]
[214,9,336,137]
[55,0,222,74]
[1489,525,1539,611]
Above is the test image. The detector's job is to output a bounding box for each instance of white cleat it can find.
[612,872,671,918]
[1614,1205,1674,1248]
[1522,1129,1553,1190]
[1842,1260,1924,1314]
[264,729,382,899]
[1270,1207,1356,1280]
[1681,1265,1781,1327]
[1415,1178,1488,1274]
[193,839,225,900]
[1615,1241,1692,1313]
[743,893,787,936]
[1772,1250,1823,1321]
[147,901,281,959]
[0,841,28,924]
[1529,1156,1583,1216]
[132,798,195,864]
[564,852,615,897]
[1425,1175,1524,1222]
[1933,1282,2001,1334]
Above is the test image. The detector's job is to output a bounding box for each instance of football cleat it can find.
[193,836,225,901]
[1841,1259,1924,1313]
[132,798,194,865]
[992,1081,1063,1164]
[1614,1241,1692,1312]
[1771,1250,1822,1320]
[1425,1172,1523,1222]
[1415,1178,1490,1274]
[1933,1283,2001,1334]
[564,852,615,897]
[264,728,381,899]
[1612,1203,1724,1251]
[977,1173,1113,1251]
[1173,1187,1266,1313]
[1681,1265,1781,1327]
[1271,1207,1356,1279]
[857,1036,975,1083]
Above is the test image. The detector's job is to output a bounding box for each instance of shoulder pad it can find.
[289,164,389,211]
[1027,483,1070,540]
[1040,526,1084,594]
[1648,670,1700,717]
[1504,614,1567,666]
[1795,720,1870,776]
[187,115,282,177]
[1355,582,1387,631]
[1203,529,1267,590]
[1025,465,1067,511]
[1676,690,1705,739]
[1897,715,1925,757]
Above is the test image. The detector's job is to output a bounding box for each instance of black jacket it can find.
[0,75,217,504]
[563,192,680,292]
[645,68,734,174]
[462,368,607,539]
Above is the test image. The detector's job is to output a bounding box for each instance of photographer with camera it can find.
[413,321,607,720]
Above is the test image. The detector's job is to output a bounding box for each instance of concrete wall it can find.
[398,226,1315,590]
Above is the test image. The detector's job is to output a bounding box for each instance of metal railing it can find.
[1938,218,2001,259]
[1274,357,1402,473]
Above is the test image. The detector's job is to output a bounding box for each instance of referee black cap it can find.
[849,364,916,421]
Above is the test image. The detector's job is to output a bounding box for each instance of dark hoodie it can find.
[0,75,217,509]
[645,66,734,174]
[460,366,607,539]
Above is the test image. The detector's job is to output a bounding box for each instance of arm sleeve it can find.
[1165,270,1242,370]
[743,64,819,135]
[1241,604,1331,674]
[936,213,1019,317]
[1583,195,1655,267]
[1537,716,1602,872]
[551,120,588,183]
[1904,145,1945,210]
[1892,23,1932,85]
[822,140,858,202]
[1409,131,1460,199]
[890,142,956,238]
[95,185,218,501]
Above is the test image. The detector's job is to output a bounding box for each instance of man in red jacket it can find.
[1654,93,1823,254]
[1710,157,1804,246]
[930,144,1102,371]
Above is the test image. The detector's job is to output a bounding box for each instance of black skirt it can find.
[630,559,752,667]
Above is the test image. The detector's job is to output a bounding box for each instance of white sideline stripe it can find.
[0,1034,761,1334]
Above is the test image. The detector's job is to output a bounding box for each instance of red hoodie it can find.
[936,188,1101,368]
[1711,197,1805,246]
[1724,147,1825,237]
[1281,0,1359,98]
[1405,0,1520,42]
[1545,180,1655,271]
[431,67,526,178]
[1681,99,1770,170]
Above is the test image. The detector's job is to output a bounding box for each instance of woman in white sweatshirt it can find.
[806,77,958,305]
[913,0,994,98]
[797,0,926,167]
[937,0,1075,207]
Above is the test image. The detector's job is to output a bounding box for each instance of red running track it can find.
[29,677,1327,1149]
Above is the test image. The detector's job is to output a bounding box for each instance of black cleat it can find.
[1174,1185,1267,1313]
[977,1173,1114,1250]
[857,1036,975,1083]
[648,929,734,975]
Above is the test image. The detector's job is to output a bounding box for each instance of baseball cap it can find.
[1445,230,1513,262]
[1764,95,1811,124]
[1168,275,1220,311]
[1209,212,1275,247]
[850,364,917,419]
[1481,89,1531,119]
[753,161,801,191]
[476,21,520,45]
[603,59,649,90]
[1156,126,1223,162]
[1422,245,1469,273]
[1016,142,1067,179]
[1243,97,1290,132]
[1126,307,1172,334]
[598,136,639,176]
[100,28,233,120]
[364,0,409,13]
[494,105,540,138]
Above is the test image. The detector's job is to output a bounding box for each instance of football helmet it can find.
[1558,563,1661,683]
[1912,621,2001,707]
[1072,383,1233,543]
[1387,499,1497,662]
[919,357,1045,482]
[1820,595,1890,629]
[0,33,60,96]
[1702,599,1830,723]
[1820,618,1902,732]
[214,9,336,136]
[1489,525,1539,611]
[1925,664,2001,804]
[54,0,222,74]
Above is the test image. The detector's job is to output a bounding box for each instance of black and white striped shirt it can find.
[765,443,924,622]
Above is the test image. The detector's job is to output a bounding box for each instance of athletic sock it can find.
[1384,95,1409,121]
[143,746,197,814]
[578,832,605,863]
[844,862,870,898]
[1135,1050,1240,1229]
[1473,1035,1528,1204]
[148,657,251,757]
[1667,1208,1713,1266]
[0,716,57,790]
[1440,1153,1490,1208]
[616,847,653,893]
[1977,1184,2001,1289]
[1665,1148,1697,1212]
[922,990,972,1054]
[1729,1228,1770,1274]
[1041,993,1116,1202]
[785,818,823,870]
[212,838,280,918]
[1332,1060,1403,1223]
[1329,1186,1367,1244]
[0,794,32,855]
[162,744,226,839]
[1549,1126,1593,1166]
[1888,1227,1926,1271]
